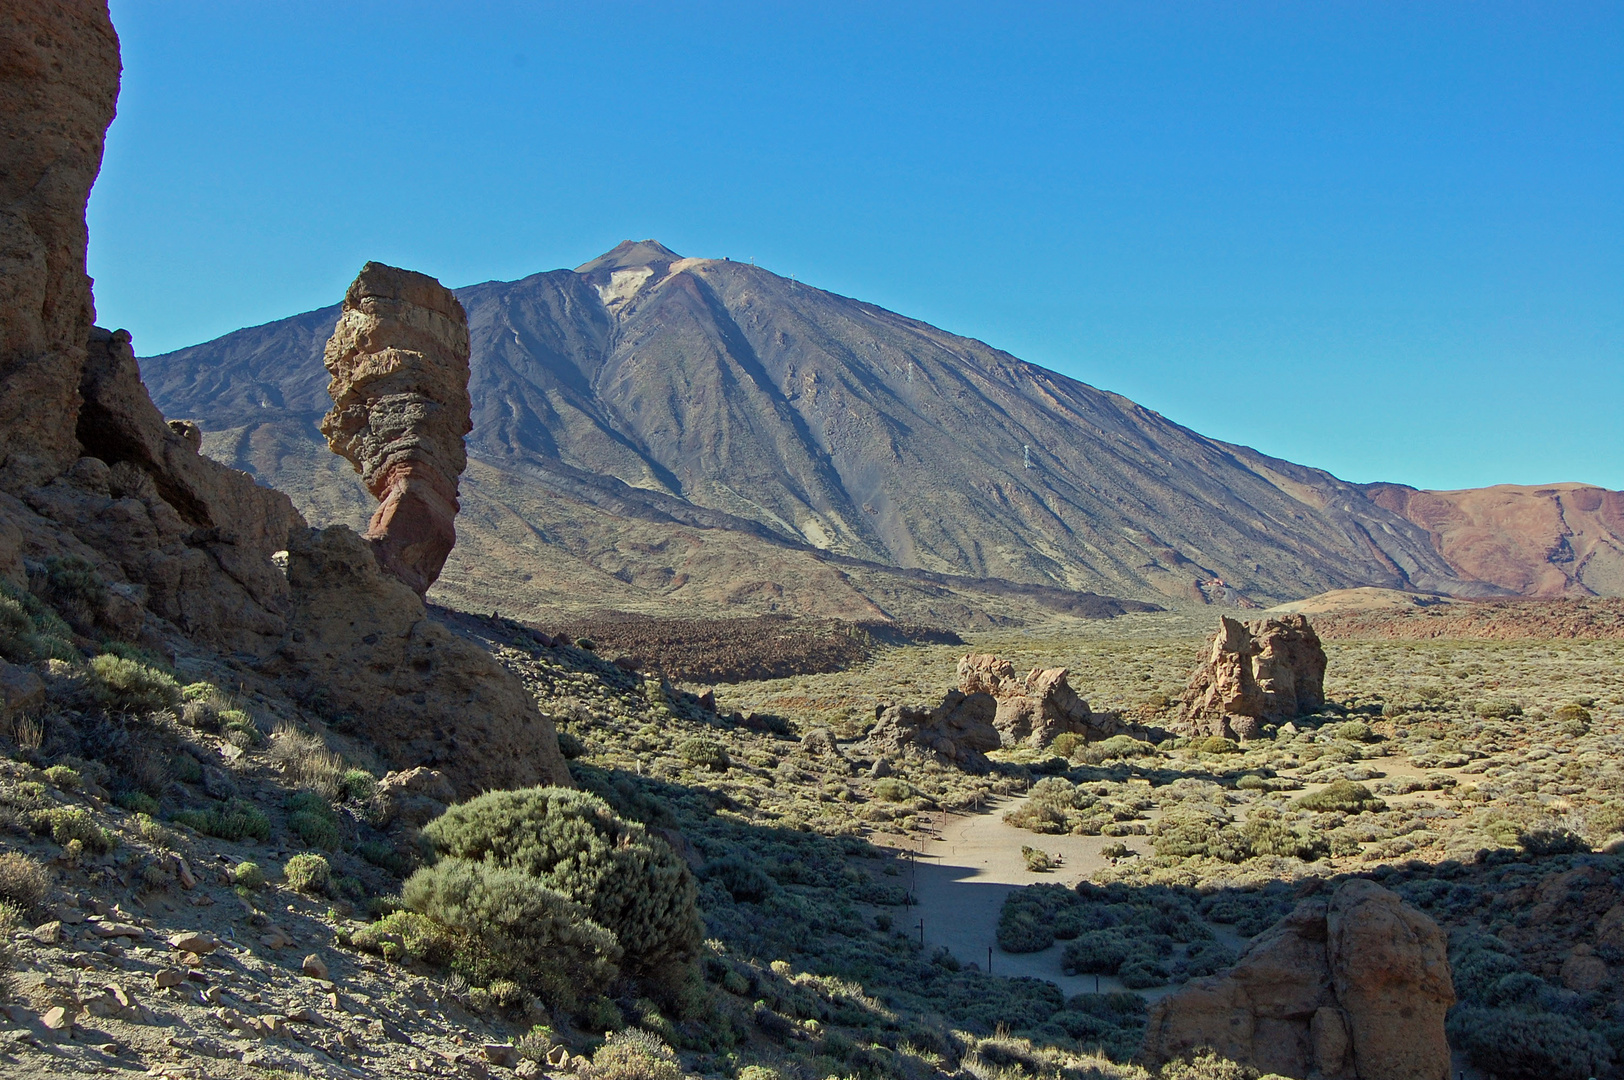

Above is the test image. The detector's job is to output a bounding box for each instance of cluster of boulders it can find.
[0,2,569,797]
[867,652,1135,767]
[1178,614,1327,740]
[1140,879,1455,1080]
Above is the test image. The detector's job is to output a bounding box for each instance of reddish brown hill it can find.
[1363,483,1624,598]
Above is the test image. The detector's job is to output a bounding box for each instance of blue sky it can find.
[90,2,1622,491]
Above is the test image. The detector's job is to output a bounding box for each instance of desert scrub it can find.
[1021,846,1060,872]
[396,858,620,1008]
[421,786,702,992]
[32,806,115,853]
[1296,779,1385,814]
[171,799,271,842]
[676,737,729,772]
[267,726,346,798]
[284,853,331,894]
[231,861,267,889]
[0,852,49,910]
[285,790,340,849]
[41,764,81,790]
[0,581,76,662]
[90,654,182,712]
[871,778,913,803]
[588,1029,682,1080]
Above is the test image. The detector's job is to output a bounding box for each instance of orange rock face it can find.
[320,263,472,595]
[1142,880,1455,1080]
[1366,482,1624,598]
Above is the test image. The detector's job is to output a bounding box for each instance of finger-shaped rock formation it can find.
[321,263,472,595]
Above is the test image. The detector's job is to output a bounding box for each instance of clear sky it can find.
[90,1,1622,491]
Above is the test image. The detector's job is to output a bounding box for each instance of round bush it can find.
[676,738,729,772]
[90,654,182,713]
[284,853,330,895]
[1296,779,1385,814]
[421,787,701,985]
[401,857,620,1005]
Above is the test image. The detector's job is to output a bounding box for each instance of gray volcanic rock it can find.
[142,241,1512,613]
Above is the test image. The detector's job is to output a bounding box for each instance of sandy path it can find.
[902,796,1171,998]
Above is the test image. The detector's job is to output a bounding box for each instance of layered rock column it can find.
[320,262,472,595]
[0,1,121,491]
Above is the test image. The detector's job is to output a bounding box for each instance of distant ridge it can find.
[138,241,1624,621]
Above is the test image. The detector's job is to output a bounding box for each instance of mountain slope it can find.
[142,241,1622,613]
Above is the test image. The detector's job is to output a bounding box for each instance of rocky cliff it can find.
[0,0,567,796]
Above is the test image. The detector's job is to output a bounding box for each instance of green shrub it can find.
[1587,801,1624,841]
[1152,809,1249,863]
[676,737,729,772]
[575,638,596,652]
[589,1029,682,1080]
[1334,720,1375,742]
[1196,736,1239,754]
[1051,732,1085,759]
[286,790,341,850]
[1239,810,1327,861]
[0,583,76,662]
[400,857,620,1007]
[1552,703,1592,736]
[171,799,270,842]
[284,853,330,895]
[1021,846,1058,872]
[421,787,701,989]
[0,852,50,910]
[90,654,182,713]
[115,790,159,816]
[339,769,377,802]
[217,708,261,746]
[702,855,777,903]
[1158,1050,1263,1080]
[352,909,460,966]
[1296,779,1385,814]
[871,778,913,802]
[357,839,413,876]
[1475,699,1523,720]
[231,861,266,889]
[1447,1005,1611,1080]
[32,807,115,853]
[42,765,81,790]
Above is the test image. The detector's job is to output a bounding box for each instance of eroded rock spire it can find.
[320,262,472,594]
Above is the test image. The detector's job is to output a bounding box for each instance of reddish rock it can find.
[320,263,472,595]
[1142,880,1453,1080]
[1179,614,1327,739]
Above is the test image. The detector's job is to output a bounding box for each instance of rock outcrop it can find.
[1179,615,1327,740]
[320,263,472,595]
[276,525,571,796]
[0,0,121,491]
[1140,879,1454,1080]
[868,692,1002,771]
[956,653,1123,747]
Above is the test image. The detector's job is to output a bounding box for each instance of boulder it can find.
[868,691,1001,771]
[1179,614,1327,740]
[1141,880,1453,1080]
[320,262,472,596]
[0,0,121,492]
[0,660,45,717]
[373,766,456,829]
[956,653,1124,748]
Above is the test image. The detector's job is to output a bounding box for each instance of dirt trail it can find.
[905,797,1171,998]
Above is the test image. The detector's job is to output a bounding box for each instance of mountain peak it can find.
[575,239,684,275]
